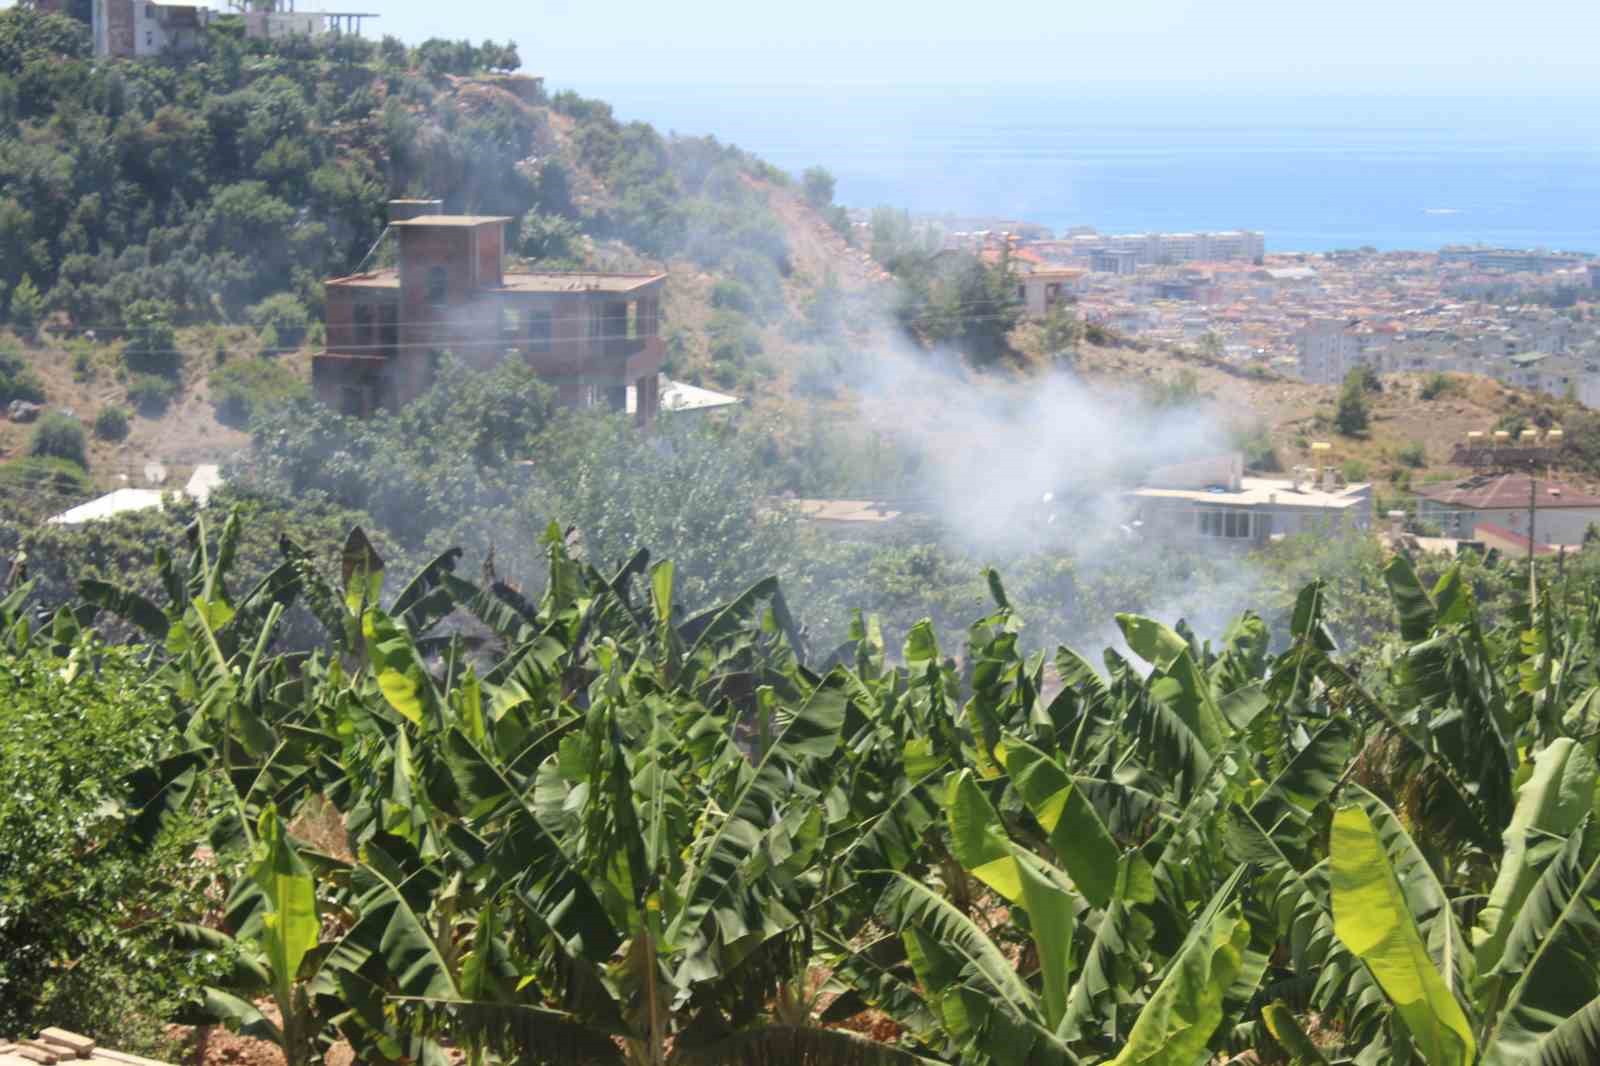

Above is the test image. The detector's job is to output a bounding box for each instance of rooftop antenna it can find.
[352,225,393,276]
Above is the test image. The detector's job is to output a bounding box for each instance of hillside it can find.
[0,8,890,510]
[1075,340,1597,492]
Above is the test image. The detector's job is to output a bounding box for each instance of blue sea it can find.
[577,84,1600,255]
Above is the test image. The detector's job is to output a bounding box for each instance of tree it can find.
[1336,368,1370,436]
[801,166,836,209]
[122,300,180,378]
[8,274,43,337]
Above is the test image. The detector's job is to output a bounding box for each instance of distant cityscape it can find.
[921,217,1600,405]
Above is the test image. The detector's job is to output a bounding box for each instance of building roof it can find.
[390,215,512,228]
[47,468,223,525]
[790,499,905,524]
[1417,473,1600,510]
[1131,475,1371,510]
[626,376,740,415]
[1474,521,1560,556]
[497,271,666,295]
[325,270,400,289]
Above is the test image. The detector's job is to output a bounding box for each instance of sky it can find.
[352,0,1600,94]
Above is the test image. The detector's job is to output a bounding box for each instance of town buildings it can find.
[313,203,667,424]
[1128,454,1373,548]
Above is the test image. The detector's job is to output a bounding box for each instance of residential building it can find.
[313,203,667,423]
[93,0,211,58]
[1017,269,1086,316]
[1589,263,1600,290]
[1416,474,1600,545]
[1089,249,1139,275]
[1128,454,1372,548]
[1296,317,1367,384]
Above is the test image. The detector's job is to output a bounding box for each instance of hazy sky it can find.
[355,0,1600,92]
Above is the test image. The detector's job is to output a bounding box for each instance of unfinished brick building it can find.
[314,206,666,423]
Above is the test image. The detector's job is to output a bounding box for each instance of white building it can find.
[1129,454,1373,548]
[1296,318,1367,384]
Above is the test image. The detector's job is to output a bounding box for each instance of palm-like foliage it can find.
[57,515,1600,1065]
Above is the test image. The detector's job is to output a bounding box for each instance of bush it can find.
[801,165,836,209]
[0,341,45,405]
[126,372,179,416]
[0,455,92,496]
[0,643,211,1050]
[94,405,130,442]
[29,412,87,467]
[1341,458,1369,482]
[1420,372,1455,400]
[208,357,309,428]
[246,293,310,351]
[1397,441,1427,468]
[710,279,757,314]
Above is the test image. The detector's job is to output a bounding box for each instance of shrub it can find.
[1420,372,1455,400]
[710,279,757,314]
[0,340,45,405]
[1341,458,1369,482]
[801,165,836,209]
[246,293,310,350]
[1397,441,1427,468]
[208,357,309,428]
[0,455,92,496]
[126,372,178,416]
[93,405,130,442]
[29,412,87,467]
[0,643,212,1049]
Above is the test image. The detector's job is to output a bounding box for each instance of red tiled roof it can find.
[1473,522,1558,556]
[1417,473,1600,510]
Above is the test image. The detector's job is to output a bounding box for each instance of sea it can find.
[577,84,1600,255]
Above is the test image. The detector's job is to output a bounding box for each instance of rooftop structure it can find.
[1416,473,1600,543]
[315,201,668,423]
[1129,453,1372,547]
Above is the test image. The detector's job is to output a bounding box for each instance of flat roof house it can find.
[314,204,667,424]
[1129,454,1373,548]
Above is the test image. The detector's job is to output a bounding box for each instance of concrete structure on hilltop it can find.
[1416,474,1600,545]
[88,0,376,58]
[1016,269,1087,316]
[314,202,666,423]
[1129,454,1372,548]
[93,0,211,58]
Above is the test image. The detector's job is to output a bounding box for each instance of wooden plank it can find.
[37,1033,93,1058]
[83,1051,172,1066]
[12,1046,62,1066]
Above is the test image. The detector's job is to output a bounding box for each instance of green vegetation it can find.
[29,412,87,467]
[92,405,129,441]
[208,356,309,427]
[6,505,1600,1064]
[1336,367,1371,435]
[0,339,45,405]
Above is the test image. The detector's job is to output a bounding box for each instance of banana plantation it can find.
[9,507,1600,1066]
